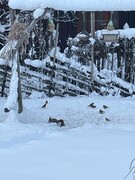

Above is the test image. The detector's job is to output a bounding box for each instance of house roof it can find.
[9,0,135,11]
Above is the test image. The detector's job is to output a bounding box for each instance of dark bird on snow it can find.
[48,117,58,124]
[57,119,65,127]
[88,102,96,108]
[103,105,109,109]
[88,102,94,106]
[99,109,105,114]
[41,100,48,108]
[4,108,10,113]
[48,117,65,127]
[105,118,111,122]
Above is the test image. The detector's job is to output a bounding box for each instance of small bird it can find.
[41,100,48,108]
[48,117,58,123]
[48,117,65,127]
[4,108,10,113]
[103,105,109,109]
[57,119,65,127]
[99,109,105,114]
[105,118,111,122]
[88,102,94,106]
[88,102,96,108]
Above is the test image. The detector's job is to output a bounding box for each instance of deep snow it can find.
[0,93,135,180]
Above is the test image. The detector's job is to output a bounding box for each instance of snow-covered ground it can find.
[0,93,135,180]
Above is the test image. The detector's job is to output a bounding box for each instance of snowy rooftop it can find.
[9,0,135,11]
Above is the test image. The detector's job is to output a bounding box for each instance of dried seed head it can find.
[9,22,27,40]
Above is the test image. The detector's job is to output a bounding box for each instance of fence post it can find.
[17,52,23,113]
[121,37,126,80]
[90,12,95,81]
[132,44,135,84]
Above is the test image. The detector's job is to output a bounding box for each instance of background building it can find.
[58,11,135,50]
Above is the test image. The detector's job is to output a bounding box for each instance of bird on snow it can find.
[48,117,58,123]
[4,107,10,113]
[88,102,94,106]
[105,118,111,122]
[41,100,48,108]
[103,105,109,109]
[88,102,96,108]
[57,119,65,127]
[99,109,105,114]
[48,117,65,127]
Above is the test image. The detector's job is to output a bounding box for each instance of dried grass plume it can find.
[9,22,27,40]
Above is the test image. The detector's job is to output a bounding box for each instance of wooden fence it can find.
[1,37,135,97]
[1,52,135,98]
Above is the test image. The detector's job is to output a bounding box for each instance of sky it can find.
[8,0,135,11]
